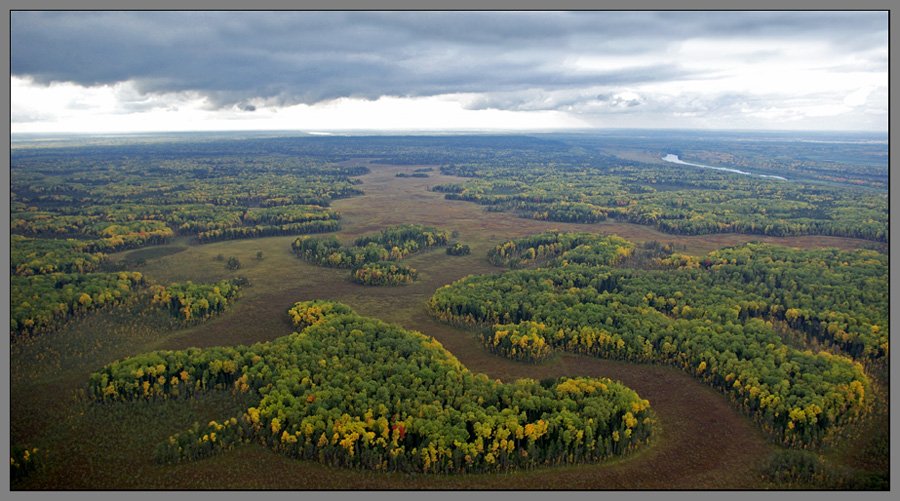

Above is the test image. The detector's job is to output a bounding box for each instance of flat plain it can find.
[9,160,887,489]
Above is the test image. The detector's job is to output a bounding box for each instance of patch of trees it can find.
[9,446,41,483]
[430,184,464,194]
[488,232,634,269]
[10,272,145,338]
[429,234,880,447]
[10,235,107,276]
[351,262,418,286]
[226,257,241,270]
[663,244,889,364]
[759,449,885,489]
[483,321,553,363]
[12,203,342,247]
[11,213,175,253]
[88,301,654,473]
[287,300,355,329]
[291,225,449,285]
[150,279,242,321]
[242,205,340,226]
[446,242,471,256]
[353,224,450,250]
[197,219,341,244]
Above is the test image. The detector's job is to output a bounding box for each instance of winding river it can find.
[662,153,788,181]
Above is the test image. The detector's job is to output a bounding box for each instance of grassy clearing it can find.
[119,245,188,263]
[10,163,883,489]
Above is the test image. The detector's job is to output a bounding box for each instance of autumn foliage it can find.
[352,262,418,286]
[88,301,654,472]
[9,446,40,483]
[292,224,449,285]
[430,234,879,447]
[435,158,887,242]
[446,242,471,256]
[150,279,242,321]
[292,224,450,269]
[11,271,145,337]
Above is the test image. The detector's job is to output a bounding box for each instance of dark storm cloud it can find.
[11,11,888,110]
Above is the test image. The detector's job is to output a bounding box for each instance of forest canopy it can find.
[433,159,887,242]
[88,301,655,473]
[291,224,450,285]
[429,233,882,447]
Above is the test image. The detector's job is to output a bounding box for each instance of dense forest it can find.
[10,157,359,247]
[552,130,887,189]
[433,162,887,242]
[11,235,108,276]
[12,133,886,249]
[88,301,655,473]
[10,271,146,337]
[9,142,369,340]
[429,233,882,447]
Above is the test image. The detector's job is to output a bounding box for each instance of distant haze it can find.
[11,11,888,133]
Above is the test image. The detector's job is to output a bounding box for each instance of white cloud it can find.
[11,77,588,133]
[843,86,875,107]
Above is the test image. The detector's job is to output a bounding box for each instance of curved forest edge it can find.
[428,232,884,448]
[87,300,655,473]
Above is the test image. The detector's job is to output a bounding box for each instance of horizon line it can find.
[10,127,889,137]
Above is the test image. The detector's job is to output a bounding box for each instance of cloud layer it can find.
[11,11,888,131]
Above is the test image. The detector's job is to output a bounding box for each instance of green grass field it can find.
[9,163,886,489]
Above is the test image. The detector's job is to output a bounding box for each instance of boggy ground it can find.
[9,163,881,489]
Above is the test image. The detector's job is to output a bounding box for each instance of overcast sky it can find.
[10,11,888,133]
